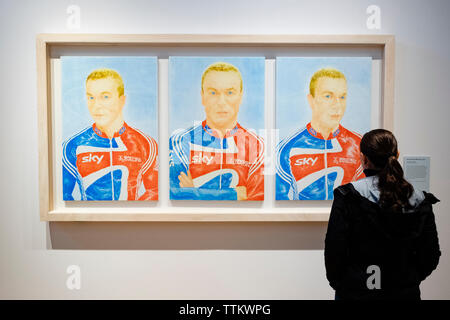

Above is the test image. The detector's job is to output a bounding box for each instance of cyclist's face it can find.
[86,78,125,128]
[308,77,347,131]
[201,71,243,130]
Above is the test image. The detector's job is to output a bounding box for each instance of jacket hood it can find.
[337,180,439,241]
[351,175,427,210]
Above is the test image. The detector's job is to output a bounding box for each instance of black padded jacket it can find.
[324,176,441,300]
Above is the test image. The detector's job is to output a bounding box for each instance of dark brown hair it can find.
[360,129,414,212]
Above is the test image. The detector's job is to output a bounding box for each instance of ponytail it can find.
[360,129,414,212]
[378,154,414,212]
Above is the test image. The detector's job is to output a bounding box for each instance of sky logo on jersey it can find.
[294,157,318,166]
[81,154,104,164]
[192,154,215,165]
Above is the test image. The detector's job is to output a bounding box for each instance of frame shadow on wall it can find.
[49,222,328,250]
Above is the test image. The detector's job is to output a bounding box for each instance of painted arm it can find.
[62,165,77,201]
[138,138,159,201]
[275,141,295,200]
[62,139,82,201]
[351,157,365,181]
[246,138,264,201]
[351,136,365,181]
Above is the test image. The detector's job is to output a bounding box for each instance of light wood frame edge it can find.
[37,34,395,222]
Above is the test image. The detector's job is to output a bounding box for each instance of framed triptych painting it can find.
[36,34,395,221]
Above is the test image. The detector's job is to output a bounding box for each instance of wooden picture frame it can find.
[37,34,395,222]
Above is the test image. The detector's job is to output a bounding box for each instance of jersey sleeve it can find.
[62,166,76,200]
[62,138,82,201]
[169,130,238,200]
[349,132,365,181]
[352,164,365,181]
[275,140,295,200]
[138,136,159,201]
[169,130,190,198]
[246,134,264,201]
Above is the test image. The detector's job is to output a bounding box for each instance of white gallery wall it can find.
[0,0,449,299]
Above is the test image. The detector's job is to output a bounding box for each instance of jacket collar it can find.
[93,122,127,139]
[202,120,240,139]
[307,122,341,140]
[363,168,380,177]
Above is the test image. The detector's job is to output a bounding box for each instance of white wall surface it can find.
[0,0,449,299]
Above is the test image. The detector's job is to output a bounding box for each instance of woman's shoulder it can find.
[407,188,426,208]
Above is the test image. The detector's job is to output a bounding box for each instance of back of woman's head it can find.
[360,129,414,212]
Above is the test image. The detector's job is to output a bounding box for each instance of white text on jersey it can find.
[81,154,104,165]
[294,157,318,166]
[192,155,214,165]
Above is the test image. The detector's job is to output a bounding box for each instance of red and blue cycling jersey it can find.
[276,122,364,200]
[62,122,158,201]
[169,120,264,200]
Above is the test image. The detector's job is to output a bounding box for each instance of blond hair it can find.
[201,62,243,92]
[309,68,346,97]
[86,68,124,97]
